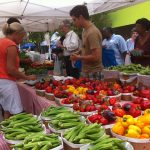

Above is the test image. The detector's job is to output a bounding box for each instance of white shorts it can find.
[0,79,23,114]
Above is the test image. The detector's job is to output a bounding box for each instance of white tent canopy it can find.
[0,0,147,32]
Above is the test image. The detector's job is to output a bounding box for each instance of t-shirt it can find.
[102,34,127,65]
[0,38,19,81]
[82,24,103,73]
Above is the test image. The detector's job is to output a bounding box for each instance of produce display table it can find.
[17,82,57,115]
[0,80,149,150]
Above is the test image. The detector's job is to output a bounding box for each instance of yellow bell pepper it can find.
[112,122,125,135]
[135,120,145,129]
[144,109,150,115]
[142,125,150,136]
[125,128,140,138]
[128,125,141,134]
[121,115,135,128]
[138,114,150,125]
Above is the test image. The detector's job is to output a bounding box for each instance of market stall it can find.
[0,72,150,149]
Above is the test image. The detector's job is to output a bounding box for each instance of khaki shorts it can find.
[0,79,23,114]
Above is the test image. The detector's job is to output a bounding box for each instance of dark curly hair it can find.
[70,5,89,20]
[136,18,150,31]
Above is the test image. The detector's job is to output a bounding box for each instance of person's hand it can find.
[131,49,143,56]
[57,41,63,48]
[26,75,37,81]
[70,53,80,61]
[102,45,107,48]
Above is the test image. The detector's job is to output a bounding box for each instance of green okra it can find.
[114,141,126,150]
[89,143,113,150]
[15,133,29,140]
[12,143,23,148]
[5,128,26,134]
[79,139,93,144]
[40,143,52,150]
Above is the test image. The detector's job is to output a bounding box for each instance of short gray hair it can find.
[62,19,71,27]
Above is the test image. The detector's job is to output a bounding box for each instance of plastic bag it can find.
[125,54,132,65]
[53,56,63,76]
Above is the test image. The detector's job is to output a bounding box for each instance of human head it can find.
[70,5,89,28]
[7,17,21,24]
[135,18,150,34]
[102,27,113,39]
[59,19,71,34]
[2,22,26,44]
[131,27,138,40]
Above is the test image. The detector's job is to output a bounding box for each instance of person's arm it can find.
[7,46,36,80]
[118,35,128,58]
[71,48,100,63]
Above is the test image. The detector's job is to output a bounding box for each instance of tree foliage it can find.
[91,13,112,30]
[28,32,45,43]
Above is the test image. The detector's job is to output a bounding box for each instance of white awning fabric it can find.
[0,0,147,32]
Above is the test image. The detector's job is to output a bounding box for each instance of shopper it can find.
[131,18,150,66]
[0,22,36,119]
[126,28,138,51]
[102,27,128,65]
[134,18,150,54]
[70,5,103,80]
[0,17,21,38]
[58,19,80,78]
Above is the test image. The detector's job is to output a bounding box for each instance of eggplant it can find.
[86,90,95,95]
[102,110,116,122]
[123,103,132,111]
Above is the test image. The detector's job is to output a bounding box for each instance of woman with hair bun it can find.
[0,22,36,119]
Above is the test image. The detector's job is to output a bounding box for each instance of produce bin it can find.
[36,89,45,97]
[80,142,134,150]
[138,74,150,88]
[111,129,150,150]
[102,70,119,82]
[45,92,55,101]
[119,73,138,86]
[121,93,132,101]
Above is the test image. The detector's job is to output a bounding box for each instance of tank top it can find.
[0,38,19,81]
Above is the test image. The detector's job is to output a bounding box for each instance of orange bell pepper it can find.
[112,122,125,135]
[140,133,149,139]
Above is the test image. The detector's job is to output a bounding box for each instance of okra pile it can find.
[0,113,44,140]
[41,106,71,119]
[49,111,83,130]
[63,123,105,144]
[108,64,150,75]
[88,134,126,150]
[13,133,61,150]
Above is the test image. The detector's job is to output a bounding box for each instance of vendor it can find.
[131,18,150,66]
[0,22,36,119]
